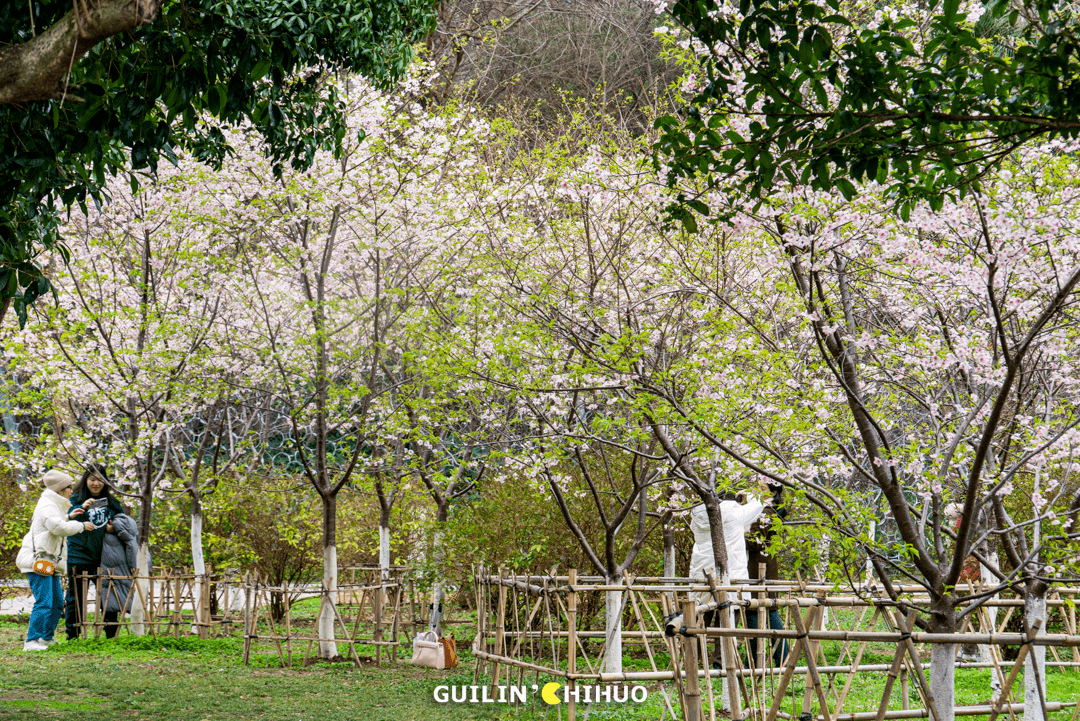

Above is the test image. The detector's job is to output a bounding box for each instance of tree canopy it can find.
[0,0,436,325]
[656,0,1080,226]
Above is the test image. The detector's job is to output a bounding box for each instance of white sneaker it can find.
[41,638,59,646]
[22,639,47,651]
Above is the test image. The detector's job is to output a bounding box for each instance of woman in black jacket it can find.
[65,464,123,640]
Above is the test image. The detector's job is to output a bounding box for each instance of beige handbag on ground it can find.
[411,631,445,669]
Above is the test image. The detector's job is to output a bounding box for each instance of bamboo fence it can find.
[473,565,1080,721]
[54,566,420,668]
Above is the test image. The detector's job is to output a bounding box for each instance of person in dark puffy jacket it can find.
[100,510,146,638]
[65,464,124,640]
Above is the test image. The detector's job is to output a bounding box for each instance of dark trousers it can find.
[103,610,120,638]
[65,564,97,640]
[744,608,789,666]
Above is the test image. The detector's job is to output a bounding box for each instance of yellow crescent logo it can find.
[541,682,562,705]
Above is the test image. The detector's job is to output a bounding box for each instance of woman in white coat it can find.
[16,470,94,650]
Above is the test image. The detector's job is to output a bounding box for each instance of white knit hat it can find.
[42,470,74,493]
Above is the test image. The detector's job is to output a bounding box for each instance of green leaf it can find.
[251,59,273,81]
[942,0,960,24]
[835,177,856,200]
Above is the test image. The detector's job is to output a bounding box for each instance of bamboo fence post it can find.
[171,573,180,639]
[391,582,403,663]
[717,590,744,719]
[409,579,417,632]
[285,581,292,667]
[699,632,717,721]
[79,570,90,639]
[243,573,252,665]
[758,564,768,671]
[375,574,383,667]
[492,568,508,694]
[900,668,909,710]
[567,569,577,721]
[93,572,103,639]
[680,598,703,721]
[473,564,486,685]
[1071,603,1080,667]
[200,574,210,640]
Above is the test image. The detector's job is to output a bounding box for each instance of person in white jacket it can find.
[16,470,94,651]
[688,478,773,603]
[688,479,772,669]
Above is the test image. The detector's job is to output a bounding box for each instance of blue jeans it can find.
[27,572,64,642]
[744,608,789,666]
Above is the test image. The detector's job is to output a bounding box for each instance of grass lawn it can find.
[0,613,503,721]
[0,603,1077,721]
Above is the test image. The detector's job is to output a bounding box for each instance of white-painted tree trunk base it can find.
[379,524,391,606]
[130,542,151,636]
[318,545,339,658]
[191,513,205,635]
[930,643,957,721]
[604,586,623,675]
[1023,594,1047,721]
[379,525,390,579]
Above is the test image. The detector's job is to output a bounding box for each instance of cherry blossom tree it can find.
[6,160,241,633]
[185,76,500,656]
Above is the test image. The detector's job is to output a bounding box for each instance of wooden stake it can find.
[492,568,507,693]
[681,599,704,721]
[243,573,252,665]
[567,569,577,721]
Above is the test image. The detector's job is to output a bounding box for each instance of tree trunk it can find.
[604,573,624,674]
[928,593,958,721]
[700,492,735,713]
[130,541,151,636]
[429,502,448,636]
[131,485,154,636]
[318,492,339,659]
[930,643,957,721]
[379,503,391,586]
[1023,590,1048,721]
[663,521,676,578]
[190,500,205,636]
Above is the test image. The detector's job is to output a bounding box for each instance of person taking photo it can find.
[16,470,94,650]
